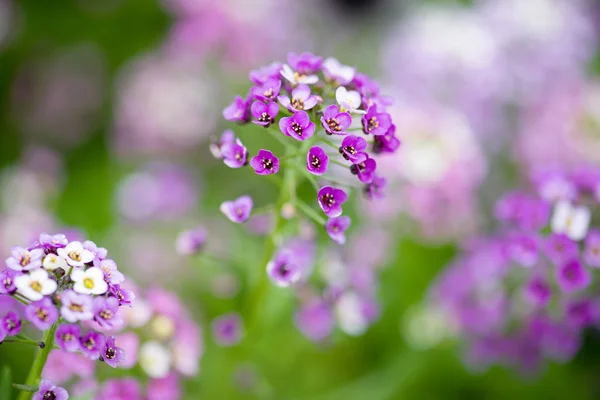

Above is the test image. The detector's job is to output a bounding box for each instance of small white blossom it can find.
[335,86,362,113]
[71,267,108,295]
[139,341,172,378]
[57,241,94,267]
[14,269,57,301]
[42,254,69,271]
[323,57,356,85]
[551,200,591,241]
[335,292,369,336]
[280,64,319,86]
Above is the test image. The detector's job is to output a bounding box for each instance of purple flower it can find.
[93,296,122,329]
[83,240,108,260]
[211,313,244,347]
[306,146,328,175]
[362,105,392,136]
[339,135,368,164]
[317,186,348,217]
[223,95,250,123]
[221,138,248,169]
[364,175,386,200]
[0,269,19,294]
[556,259,591,293]
[33,380,68,400]
[250,149,280,175]
[373,125,401,154]
[79,330,106,360]
[103,336,126,368]
[287,52,322,75]
[565,300,593,329]
[320,105,352,135]
[325,216,351,245]
[266,250,302,287]
[210,130,235,159]
[523,277,551,308]
[278,84,319,112]
[279,111,315,141]
[26,297,59,330]
[0,311,21,336]
[5,246,44,272]
[55,324,81,352]
[249,62,283,85]
[147,374,180,400]
[39,233,68,249]
[250,78,281,102]
[98,378,142,400]
[220,195,253,223]
[544,234,579,265]
[584,229,600,267]
[110,285,135,307]
[350,157,377,183]
[176,227,207,255]
[93,258,125,285]
[2,311,21,336]
[60,290,93,323]
[295,299,334,341]
[508,234,540,267]
[250,101,278,127]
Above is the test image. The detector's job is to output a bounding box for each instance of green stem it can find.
[2,339,40,347]
[12,384,37,393]
[12,294,30,306]
[17,324,58,400]
[296,200,326,225]
[330,159,350,168]
[266,127,296,151]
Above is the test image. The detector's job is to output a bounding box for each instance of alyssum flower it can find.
[0,232,133,398]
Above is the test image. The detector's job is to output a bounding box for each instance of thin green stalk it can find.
[2,339,40,347]
[266,127,296,151]
[330,159,350,168]
[12,294,30,306]
[17,324,58,400]
[296,200,326,225]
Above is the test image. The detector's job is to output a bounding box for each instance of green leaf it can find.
[0,366,12,399]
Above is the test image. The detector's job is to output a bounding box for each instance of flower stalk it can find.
[16,323,57,400]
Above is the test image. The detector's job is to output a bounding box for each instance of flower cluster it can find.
[217,52,400,247]
[42,285,203,400]
[429,168,600,372]
[1,233,133,370]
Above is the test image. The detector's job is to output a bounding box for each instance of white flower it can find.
[71,267,108,295]
[322,57,355,85]
[139,341,172,378]
[551,200,591,241]
[173,342,200,376]
[42,254,69,271]
[335,86,362,113]
[122,299,152,328]
[280,64,319,86]
[335,292,369,336]
[57,241,94,267]
[14,269,57,301]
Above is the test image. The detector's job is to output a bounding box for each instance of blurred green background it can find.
[1,0,600,399]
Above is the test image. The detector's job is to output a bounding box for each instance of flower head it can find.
[0,269,19,295]
[26,297,59,330]
[33,380,69,400]
[6,246,44,272]
[71,267,108,295]
[279,111,315,141]
[93,259,125,285]
[362,105,392,136]
[103,336,126,368]
[250,101,279,127]
[220,196,253,223]
[223,95,250,123]
[211,313,244,347]
[556,259,591,293]
[140,341,172,378]
[306,146,328,175]
[339,135,368,164]
[15,268,57,301]
[266,251,301,287]
[350,157,377,184]
[210,130,235,159]
[221,138,248,169]
[364,175,387,200]
[176,227,207,256]
[323,57,355,86]
[320,104,352,135]
[584,230,600,267]
[295,299,335,341]
[42,254,69,271]
[325,216,352,245]
[278,84,318,112]
[55,324,81,352]
[251,77,281,102]
[60,290,93,323]
[93,296,122,328]
[551,200,591,241]
[2,311,21,336]
[318,186,348,218]
[57,241,94,268]
[39,233,69,249]
[250,149,280,175]
[373,125,401,154]
[79,330,106,360]
[336,87,362,113]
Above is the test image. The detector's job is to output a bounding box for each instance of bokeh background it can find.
[1,0,600,398]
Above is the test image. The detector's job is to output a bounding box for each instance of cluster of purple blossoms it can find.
[216,52,400,248]
[429,167,600,372]
[42,285,203,400]
[1,233,133,379]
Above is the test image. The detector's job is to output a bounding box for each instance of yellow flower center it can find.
[84,278,95,289]
[30,281,42,292]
